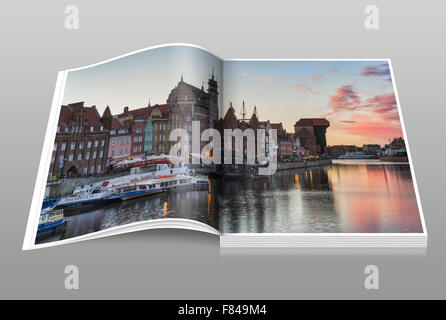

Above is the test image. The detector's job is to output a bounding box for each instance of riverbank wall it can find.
[276,159,332,171]
[45,159,332,198]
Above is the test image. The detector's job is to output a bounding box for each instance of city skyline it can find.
[62,45,404,147]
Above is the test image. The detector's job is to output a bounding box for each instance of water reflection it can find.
[38,161,423,244]
[216,161,422,234]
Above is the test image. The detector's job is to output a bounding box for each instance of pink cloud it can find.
[341,119,403,141]
[293,82,317,94]
[241,72,248,77]
[360,63,392,82]
[367,93,400,122]
[329,85,361,112]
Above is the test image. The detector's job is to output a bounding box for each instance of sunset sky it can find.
[223,60,403,147]
[62,45,404,148]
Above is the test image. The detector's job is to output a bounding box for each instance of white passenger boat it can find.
[51,156,209,210]
[54,184,117,211]
[109,174,209,201]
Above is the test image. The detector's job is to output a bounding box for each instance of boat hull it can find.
[54,198,116,214]
[379,156,409,163]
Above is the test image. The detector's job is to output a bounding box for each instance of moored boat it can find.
[37,207,66,237]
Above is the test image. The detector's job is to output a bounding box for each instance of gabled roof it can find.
[295,118,330,127]
[111,117,125,129]
[153,104,170,118]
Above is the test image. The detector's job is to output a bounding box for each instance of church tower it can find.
[207,68,219,126]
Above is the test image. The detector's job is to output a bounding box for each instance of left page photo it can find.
[23,44,223,250]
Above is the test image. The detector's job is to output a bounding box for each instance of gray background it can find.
[0,0,444,299]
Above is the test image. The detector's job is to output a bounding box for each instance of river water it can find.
[37,160,423,244]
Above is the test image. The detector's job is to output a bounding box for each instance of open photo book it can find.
[23,44,427,250]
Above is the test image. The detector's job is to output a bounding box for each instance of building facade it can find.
[166,74,219,155]
[131,119,146,157]
[108,117,132,160]
[150,104,169,154]
[49,102,110,179]
[144,116,154,154]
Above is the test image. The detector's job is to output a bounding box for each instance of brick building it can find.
[294,118,330,155]
[166,74,219,154]
[49,102,110,179]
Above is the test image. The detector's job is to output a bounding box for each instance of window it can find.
[87,141,91,148]
[126,137,129,144]
[90,166,94,173]
[139,136,142,142]
[187,116,190,122]
[111,150,115,156]
[86,152,90,160]
[133,147,137,153]
[53,143,58,151]
[184,95,188,101]
[99,150,103,158]
[93,151,97,159]
[51,156,55,164]
[94,140,98,147]
[68,154,73,161]
[61,143,66,151]
[78,154,82,160]
[136,128,141,133]
[101,140,104,147]
[125,148,128,153]
[97,165,101,173]
[83,168,87,174]
[79,142,83,149]
[134,137,138,143]
[70,142,75,150]
[120,138,124,145]
[120,149,123,155]
[111,139,115,146]
[138,145,142,152]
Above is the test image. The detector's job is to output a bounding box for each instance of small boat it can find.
[338,151,373,159]
[37,207,66,236]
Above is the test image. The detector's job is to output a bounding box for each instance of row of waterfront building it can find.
[49,73,330,179]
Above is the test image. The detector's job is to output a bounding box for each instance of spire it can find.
[202,82,204,91]
[148,98,151,107]
[211,66,215,80]
[181,72,183,82]
[241,100,247,122]
[253,105,258,118]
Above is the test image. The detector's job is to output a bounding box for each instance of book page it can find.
[24,44,224,249]
[219,59,425,239]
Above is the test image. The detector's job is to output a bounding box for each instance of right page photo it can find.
[218,60,424,235]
